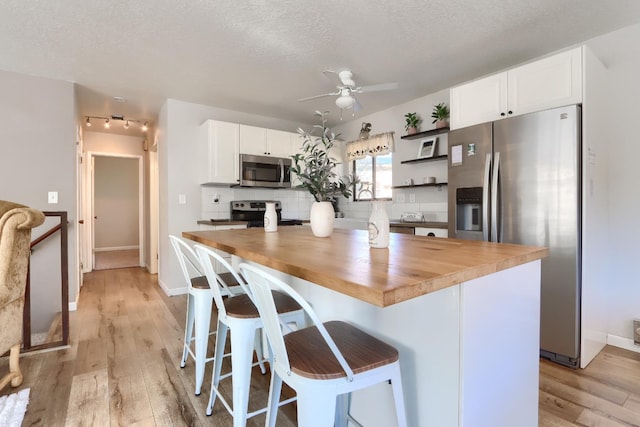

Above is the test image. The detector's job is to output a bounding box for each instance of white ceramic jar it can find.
[264,202,277,232]
[368,200,389,248]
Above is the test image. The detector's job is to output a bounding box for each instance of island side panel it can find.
[459,260,541,427]
[251,261,461,427]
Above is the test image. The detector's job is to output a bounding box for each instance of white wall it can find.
[586,23,640,343]
[334,89,450,222]
[0,69,77,330]
[94,156,139,248]
[158,99,310,294]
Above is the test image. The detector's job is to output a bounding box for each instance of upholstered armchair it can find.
[0,200,44,392]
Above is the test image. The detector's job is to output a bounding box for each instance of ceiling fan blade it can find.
[357,82,399,93]
[297,91,340,102]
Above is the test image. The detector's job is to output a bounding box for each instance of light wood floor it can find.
[2,267,640,426]
[94,249,140,270]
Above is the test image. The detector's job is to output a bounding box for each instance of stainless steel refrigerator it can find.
[447,105,582,367]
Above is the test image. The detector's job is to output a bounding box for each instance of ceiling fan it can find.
[298,70,399,113]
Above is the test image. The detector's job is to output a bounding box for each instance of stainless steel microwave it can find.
[239,154,292,188]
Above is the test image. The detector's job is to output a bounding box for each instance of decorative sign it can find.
[451,145,463,165]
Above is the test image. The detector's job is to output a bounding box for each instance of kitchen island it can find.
[183,227,547,426]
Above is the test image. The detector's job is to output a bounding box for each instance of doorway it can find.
[87,152,144,270]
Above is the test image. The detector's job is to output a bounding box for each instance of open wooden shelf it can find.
[400,154,448,165]
[400,127,449,140]
[392,182,448,189]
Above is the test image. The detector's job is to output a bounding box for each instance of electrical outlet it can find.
[634,319,640,345]
[48,191,58,204]
[409,194,416,203]
[397,193,405,203]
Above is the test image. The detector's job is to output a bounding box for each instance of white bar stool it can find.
[239,262,407,427]
[195,245,305,427]
[169,235,244,396]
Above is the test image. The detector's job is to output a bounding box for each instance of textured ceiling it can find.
[1,0,639,133]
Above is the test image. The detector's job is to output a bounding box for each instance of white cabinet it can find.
[197,223,247,272]
[239,125,293,157]
[267,129,295,158]
[415,227,448,238]
[239,125,267,156]
[198,120,239,184]
[451,73,507,130]
[450,47,582,129]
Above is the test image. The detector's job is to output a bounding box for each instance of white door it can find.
[87,152,144,270]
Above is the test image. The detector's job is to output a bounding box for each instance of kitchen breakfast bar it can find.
[183,227,548,427]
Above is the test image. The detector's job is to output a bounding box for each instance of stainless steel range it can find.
[230,200,302,228]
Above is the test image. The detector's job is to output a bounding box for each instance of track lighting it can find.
[84,115,151,132]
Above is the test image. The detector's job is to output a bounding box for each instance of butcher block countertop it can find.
[183,227,548,307]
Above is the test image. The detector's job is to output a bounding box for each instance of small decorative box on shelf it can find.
[400,127,449,140]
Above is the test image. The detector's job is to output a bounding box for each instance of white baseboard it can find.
[607,333,640,353]
[69,292,79,311]
[95,245,139,252]
[158,278,187,296]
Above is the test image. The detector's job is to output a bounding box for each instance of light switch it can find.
[48,191,58,204]
[178,194,187,204]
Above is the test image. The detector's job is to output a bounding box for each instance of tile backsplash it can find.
[200,187,448,223]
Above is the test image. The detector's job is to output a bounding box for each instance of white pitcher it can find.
[264,202,277,232]
[368,200,389,248]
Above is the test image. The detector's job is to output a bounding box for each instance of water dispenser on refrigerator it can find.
[455,187,483,240]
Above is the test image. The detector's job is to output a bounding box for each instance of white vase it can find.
[264,202,277,232]
[310,201,335,237]
[368,200,389,248]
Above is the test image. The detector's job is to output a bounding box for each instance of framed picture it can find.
[417,137,437,159]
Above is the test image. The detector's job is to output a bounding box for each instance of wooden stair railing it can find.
[23,211,70,353]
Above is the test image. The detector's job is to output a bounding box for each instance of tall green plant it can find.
[291,111,358,202]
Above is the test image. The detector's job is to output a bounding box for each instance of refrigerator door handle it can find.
[491,152,501,242]
[482,153,491,242]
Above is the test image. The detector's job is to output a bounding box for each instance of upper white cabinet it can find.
[450,47,582,129]
[239,125,293,157]
[198,120,239,184]
[239,125,267,156]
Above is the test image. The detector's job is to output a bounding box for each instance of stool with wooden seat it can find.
[194,245,305,427]
[169,235,247,396]
[239,262,407,427]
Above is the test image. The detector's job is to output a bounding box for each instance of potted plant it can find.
[431,102,450,128]
[404,112,421,135]
[291,111,358,237]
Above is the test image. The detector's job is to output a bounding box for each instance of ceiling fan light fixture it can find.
[335,95,356,109]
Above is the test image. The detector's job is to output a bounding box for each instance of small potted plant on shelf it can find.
[404,112,421,135]
[431,102,450,128]
[292,111,358,237]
